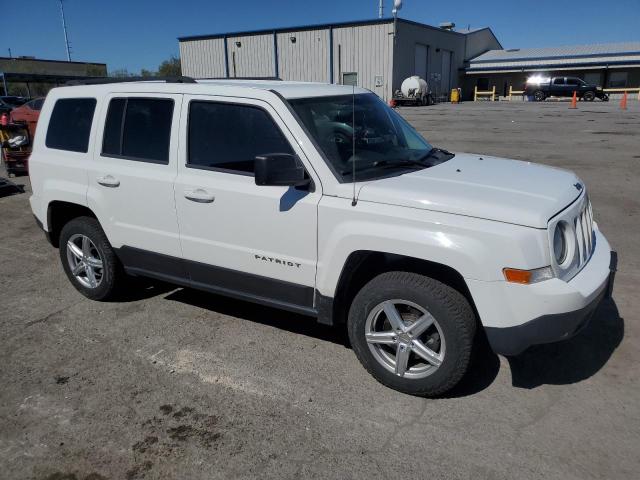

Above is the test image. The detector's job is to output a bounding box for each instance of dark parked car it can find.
[0,96,28,110]
[525,76,608,102]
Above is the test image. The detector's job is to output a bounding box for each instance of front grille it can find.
[573,198,595,269]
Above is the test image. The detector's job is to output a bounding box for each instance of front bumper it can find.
[468,229,615,356]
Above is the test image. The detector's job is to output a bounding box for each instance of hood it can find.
[356,153,582,228]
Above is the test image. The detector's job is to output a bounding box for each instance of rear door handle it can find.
[184,188,215,203]
[96,175,120,188]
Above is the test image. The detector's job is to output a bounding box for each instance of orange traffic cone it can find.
[388,99,397,108]
[620,92,628,110]
[569,91,577,109]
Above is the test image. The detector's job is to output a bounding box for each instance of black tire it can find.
[58,216,124,301]
[602,94,609,102]
[348,271,476,397]
[533,90,546,102]
[583,91,595,102]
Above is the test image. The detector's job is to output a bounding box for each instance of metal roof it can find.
[178,17,489,42]
[467,42,640,71]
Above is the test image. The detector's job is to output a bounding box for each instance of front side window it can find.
[188,101,294,174]
[102,97,174,163]
[289,93,451,182]
[46,98,97,153]
[566,78,583,86]
[553,78,565,85]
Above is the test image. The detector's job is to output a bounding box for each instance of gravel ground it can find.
[1,100,638,480]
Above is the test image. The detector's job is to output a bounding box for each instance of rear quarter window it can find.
[45,98,97,153]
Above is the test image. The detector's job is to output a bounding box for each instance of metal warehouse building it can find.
[178,18,501,101]
[464,42,640,98]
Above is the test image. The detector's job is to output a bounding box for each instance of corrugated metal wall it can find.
[179,38,226,78]
[227,33,275,77]
[332,23,394,99]
[277,29,330,83]
[178,20,491,101]
[393,22,467,98]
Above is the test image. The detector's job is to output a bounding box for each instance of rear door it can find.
[173,94,321,311]
[87,93,185,276]
[550,77,567,97]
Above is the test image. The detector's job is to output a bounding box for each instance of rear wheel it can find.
[59,216,124,300]
[583,91,595,102]
[348,271,476,397]
[533,90,546,102]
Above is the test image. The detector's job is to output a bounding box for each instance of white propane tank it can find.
[401,76,428,98]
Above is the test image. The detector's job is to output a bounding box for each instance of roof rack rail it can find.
[65,76,197,86]
[201,77,282,81]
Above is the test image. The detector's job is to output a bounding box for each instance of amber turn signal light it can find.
[503,268,532,284]
[503,266,554,285]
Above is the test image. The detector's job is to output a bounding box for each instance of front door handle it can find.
[96,175,120,188]
[184,188,215,203]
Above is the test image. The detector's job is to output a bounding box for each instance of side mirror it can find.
[254,153,310,188]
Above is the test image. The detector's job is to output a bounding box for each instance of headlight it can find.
[553,222,568,264]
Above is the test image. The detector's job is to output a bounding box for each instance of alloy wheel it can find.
[66,234,104,289]
[365,299,445,379]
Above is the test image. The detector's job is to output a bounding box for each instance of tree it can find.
[110,68,135,78]
[157,55,181,77]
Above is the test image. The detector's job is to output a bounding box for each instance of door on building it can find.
[441,51,452,92]
[414,44,429,79]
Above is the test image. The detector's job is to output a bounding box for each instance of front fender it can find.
[316,196,550,297]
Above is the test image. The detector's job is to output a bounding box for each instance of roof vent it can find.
[439,22,455,30]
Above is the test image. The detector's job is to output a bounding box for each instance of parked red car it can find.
[10,97,44,138]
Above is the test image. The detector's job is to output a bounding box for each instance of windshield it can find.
[289,93,453,182]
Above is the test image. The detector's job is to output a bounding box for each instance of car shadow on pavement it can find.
[164,287,503,396]
[164,287,350,347]
[443,331,501,398]
[506,298,623,389]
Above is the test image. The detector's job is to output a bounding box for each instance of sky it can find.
[1,0,639,73]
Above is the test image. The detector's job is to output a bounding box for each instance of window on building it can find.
[45,98,96,153]
[102,97,174,164]
[342,72,358,86]
[608,72,628,88]
[584,73,601,86]
[187,101,294,175]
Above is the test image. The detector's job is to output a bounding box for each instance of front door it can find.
[174,95,321,311]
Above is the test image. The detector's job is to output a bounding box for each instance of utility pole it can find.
[59,0,72,61]
[378,0,384,18]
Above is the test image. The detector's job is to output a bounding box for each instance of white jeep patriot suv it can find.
[29,78,616,396]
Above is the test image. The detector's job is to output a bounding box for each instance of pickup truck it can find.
[525,76,608,102]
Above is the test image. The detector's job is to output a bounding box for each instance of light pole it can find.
[59,0,72,61]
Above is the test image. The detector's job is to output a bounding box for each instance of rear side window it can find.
[102,98,174,164]
[188,101,293,174]
[46,98,96,153]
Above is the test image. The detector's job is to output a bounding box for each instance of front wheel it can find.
[348,272,476,397]
[533,90,546,102]
[583,91,595,102]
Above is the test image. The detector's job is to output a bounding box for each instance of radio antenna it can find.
[351,84,357,206]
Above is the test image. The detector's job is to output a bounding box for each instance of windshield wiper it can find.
[340,159,428,176]
[416,147,453,162]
